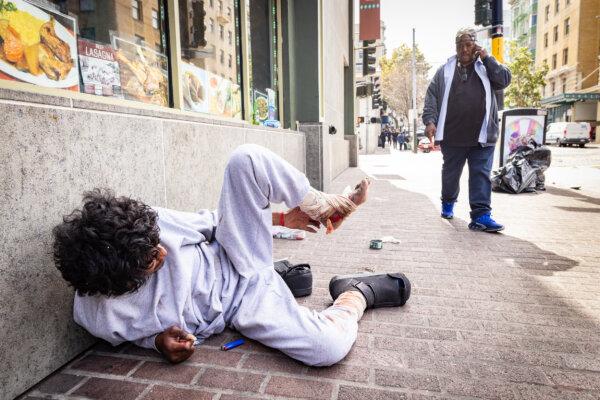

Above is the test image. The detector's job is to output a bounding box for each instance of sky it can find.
[357,0,510,75]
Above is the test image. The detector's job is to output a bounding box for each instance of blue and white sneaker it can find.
[468,213,504,232]
[441,202,454,219]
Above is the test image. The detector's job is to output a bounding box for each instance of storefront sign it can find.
[359,0,380,40]
[78,39,122,97]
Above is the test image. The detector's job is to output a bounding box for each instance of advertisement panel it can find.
[499,108,547,166]
[0,0,79,91]
[359,0,380,40]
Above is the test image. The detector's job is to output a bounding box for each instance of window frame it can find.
[564,17,570,35]
[0,0,279,126]
[151,8,159,29]
[131,0,142,21]
[553,25,559,42]
[562,48,568,65]
[552,53,557,69]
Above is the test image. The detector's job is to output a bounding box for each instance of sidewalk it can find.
[22,151,600,400]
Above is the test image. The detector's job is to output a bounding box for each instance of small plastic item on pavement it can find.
[381,236,401,244]
[272,226,306,240]
[369,239,383,250]
[222,338,245,351]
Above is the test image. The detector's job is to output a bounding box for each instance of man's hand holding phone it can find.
[474,45,488,61]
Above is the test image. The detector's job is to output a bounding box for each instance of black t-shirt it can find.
[443,63,486,146]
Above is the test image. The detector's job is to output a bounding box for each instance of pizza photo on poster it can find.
[0,0,79,90]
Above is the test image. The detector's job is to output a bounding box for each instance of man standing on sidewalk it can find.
[422,28,511,232]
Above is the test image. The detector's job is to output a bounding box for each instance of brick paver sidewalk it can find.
[22,151,600,400]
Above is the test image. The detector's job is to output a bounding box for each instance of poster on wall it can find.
[77,39,122,97]
[253,89,268,124]
[181,61,208,113]
[111,35,169,106]
[500,108,547,166]
[206,71,242,119]
[0,0,79,91]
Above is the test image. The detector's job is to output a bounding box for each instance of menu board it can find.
[78,39,122,97]
[0,0,79,91]
[111,35,169,106]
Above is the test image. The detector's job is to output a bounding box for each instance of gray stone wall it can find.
[0,90,305,400]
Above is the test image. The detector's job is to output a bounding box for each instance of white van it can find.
[545,122,591,147]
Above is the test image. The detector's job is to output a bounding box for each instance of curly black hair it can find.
[53,189,161,297]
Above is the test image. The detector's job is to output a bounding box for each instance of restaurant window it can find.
[131,0,141,21]
[564,18,570,35]
[0,0,170,106]
[246,0,279,126]
[562,48,568,65]
[178,0,243,119]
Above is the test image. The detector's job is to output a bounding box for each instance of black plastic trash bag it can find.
[492,141,552,194]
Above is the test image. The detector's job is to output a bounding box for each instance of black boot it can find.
[329,273,411,308]
[274,260,313,297]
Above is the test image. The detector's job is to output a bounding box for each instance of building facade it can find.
[0,1,357,398]
[354,21,385,154]
[509,0,538,57]
[535,0,600,131]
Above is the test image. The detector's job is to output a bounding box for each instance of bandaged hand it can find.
[155,326,196,363]
[283,207,321,233]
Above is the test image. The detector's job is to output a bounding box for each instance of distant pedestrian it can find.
[379,130,387,149]
[392,130,399,149]
[398,131,408,151]
[422,27,511,232]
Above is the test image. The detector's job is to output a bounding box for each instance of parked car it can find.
[545,122,591,147]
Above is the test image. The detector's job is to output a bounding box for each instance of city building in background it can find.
[536,0,600,131]
[354,21,385,154]
[509,0,538,57]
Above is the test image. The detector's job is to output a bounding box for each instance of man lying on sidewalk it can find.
[53,144,410,366]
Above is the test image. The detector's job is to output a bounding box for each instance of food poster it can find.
[181,61,208,113]
[206,71,242,119]
[501,114,546,165]
[78,39,122,98]
[111,35,169,107]
[253,89,268,124]
[266,88,278,121]
[0,0,79,91]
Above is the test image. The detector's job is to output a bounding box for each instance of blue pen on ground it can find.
[222,338,245,351]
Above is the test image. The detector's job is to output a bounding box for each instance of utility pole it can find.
[491,0,504,110]
[411,28,418,153]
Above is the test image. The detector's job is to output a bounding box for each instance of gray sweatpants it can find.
[215,144,359,366]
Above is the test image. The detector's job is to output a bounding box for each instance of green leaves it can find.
[505,41,549,108]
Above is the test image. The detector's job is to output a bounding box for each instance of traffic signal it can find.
[362,40,377,76]
[475,0,492,26]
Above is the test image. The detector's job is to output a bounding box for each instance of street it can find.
[26,148,600,400]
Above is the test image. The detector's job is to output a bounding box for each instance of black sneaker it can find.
[329,272,411,308]
[274,260,313,297]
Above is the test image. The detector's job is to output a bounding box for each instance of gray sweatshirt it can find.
[73,207,241,350]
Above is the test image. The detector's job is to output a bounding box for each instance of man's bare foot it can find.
[326,178,371,233]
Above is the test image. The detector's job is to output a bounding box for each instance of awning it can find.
[541,92,600,105]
